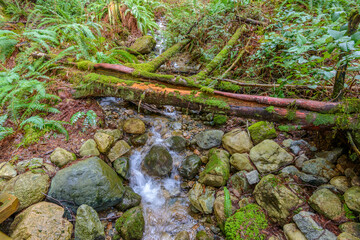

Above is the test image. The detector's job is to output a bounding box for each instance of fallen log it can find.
[71,72,360,130]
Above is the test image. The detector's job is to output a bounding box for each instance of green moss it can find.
[312,113,336,126]
[265,106,275,113]
[196,231,212,240]
[200,86,214,94]
[84,73,137,86]
[278,125,301,132]
[217,81,241,92]
[199,149,230,186]
[248,121,277,144]
[286,109,296,121]
[115,206,144,240]
[77,60,95,71]
[213,114,228,125]
[224,203,268,240]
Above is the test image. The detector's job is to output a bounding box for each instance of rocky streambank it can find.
[0,103,360,240]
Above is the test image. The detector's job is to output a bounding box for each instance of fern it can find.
[70,110,97,129]
[0,115,14,140]
[70,111,86,124]
[224,187,232,218]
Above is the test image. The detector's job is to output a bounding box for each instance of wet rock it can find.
[302,158,340,180]
[283,223,307,240]
[250,140,293,173]
[199,149,230,187]
[213,193,237,228]
[129,35,156,54]
[9,202,73,240]
[196,230,212,240]
[164,136,187,152]
[254,174,303,225]
[245,170,260,185]
[222,129,253,154]
[227,171,250,193]
[79,139,100,157]
[131,133,148,146]
[189,182,215,214]
[316,148,343,163]
[344,187,360,212]
[143,145,173,177]
[123,118,146,134]
[98,129,123,141]
[115,206,144,240]
[16,158,43,173]
[281,166,328,186]
[308,188,344,220]
[113,157,130,179]
[2,171,50,211]
[50,147,76,167]
[194,130,224,150]
[229,153,254,172]
[174,231,190,240]
[331,176,350,192]
[48,157,125,213]
[94,132,114,153]
[115,186,141,211]
[293,211,337,240]
[0,162,17,179]
[338,232,360,240]
[340,222,360,238]
[179,154,202,179]
[75,204,105,240]
[248,121,277,145]
[108,140,131,162]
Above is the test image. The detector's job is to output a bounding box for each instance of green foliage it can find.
[344,203,356,220]
[0,114,14,140]
[224,203,268,240]
[213,114,227,125]
[223,187,231,218]
[70,110,98,129]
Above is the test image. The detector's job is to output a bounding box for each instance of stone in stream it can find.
[337,232,360,240]
[248,121,277,145]
[344,186,360,212]
[283,223,307,240]
[250,140,293,173]
[164,135,187,152]
[107,140,131,162]
[129,35,156,54]
[94,132,114,153]
[113,157,130,179]
[0,162,17,179]
[253,174,303,225]
[222,129,253,154]
[50,147,76,167]
[174,231,190,240]
[143,145,173,177]
[115,186,141,211]
[16,158,43,173]
[193,130,224,150]
[48,157,125,214]
[2,171,50,211]
[188,182,215,214]
[199,149,230,187]
[115,206,145,240]
[229,153,254,172]
[293,211,336,240]
[179,154,202,180]
[131,133,149,146]
[9,202,73,240]
[123,118,146,134]
[79,139,100,157]
[308,188,344,221]
[75,204,105,240]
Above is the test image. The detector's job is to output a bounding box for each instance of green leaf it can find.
[328,30,346,40]
[351,32,360,42]
[296,34,307,46]
[339,42,348,52]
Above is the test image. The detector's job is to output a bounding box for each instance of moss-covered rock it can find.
[129,35,156,54]
[131,133,148,146]
[248,121,277,145]
[143,145,173,177]
[224,203,268,240]
[344,186,360,212]
[229,153,254,172]
[50,147,76,167]
[75,204,105,240]
[308,188,344,220]
[107,140,131,162]
[199,149,230,187]
[164,136,187,152]
[196,231,212,240]
[115,186,141,211]
[123,118,146,134]
[79,139,100,157]
[115,206,144,240]
[113,157,130,179]
[94,132,114,153]
[213,114,228,125]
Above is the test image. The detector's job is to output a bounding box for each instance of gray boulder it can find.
[75,204,105,240]
[222,129,253,154]
[48,157,125,213]
[229,153,254,172]
[308,188,344,220]
[113,157,130,179]
[281,166,328,186]
[164,136,187,152]
[143,145,173,177]
[302,158,340,180]
[194,130,224,150]
[179,155,202,179]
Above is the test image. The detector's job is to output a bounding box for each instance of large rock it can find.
[131,133,148,146]
[308,188,344,220]
[194,130,224,150]
[340,222,360,238]
[248,121,277,145]
[75,204,105,240]
[129,35,156,54]
[94,132,114,153]
[222,129,253,154]
[330,176,350,192]
[79,139,100,157]
[293,211,337,240]
[98,129,123,142]
[9,202,73,240]
[179,155,202,179]
[229,153,254,172]
[199,149,230,187]
[115,186,141,211]
[281,166,328,186]
[50,147,76,167]
[253,174,303,225]
[115,206,144,240]
[164,136,187,152]
[250,140,293,173]
[0,162,17,179]
[344,187,360,212]
[113,157,130,179]
[302,158,340,180]
[123,118,146,134]
[107,140,131,162]
[143,145,173,177]
[175,231,190,240]
[283,223,307,240]
[16,158,43,173]
[338,232,360,240]
[2,171,50,211]
[48,157,125,213]
[189,182,215,214]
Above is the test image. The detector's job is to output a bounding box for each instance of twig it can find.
[347,131,360,159]
[43,193,76,218]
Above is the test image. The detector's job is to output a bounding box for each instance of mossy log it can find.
[71,72,360,130]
